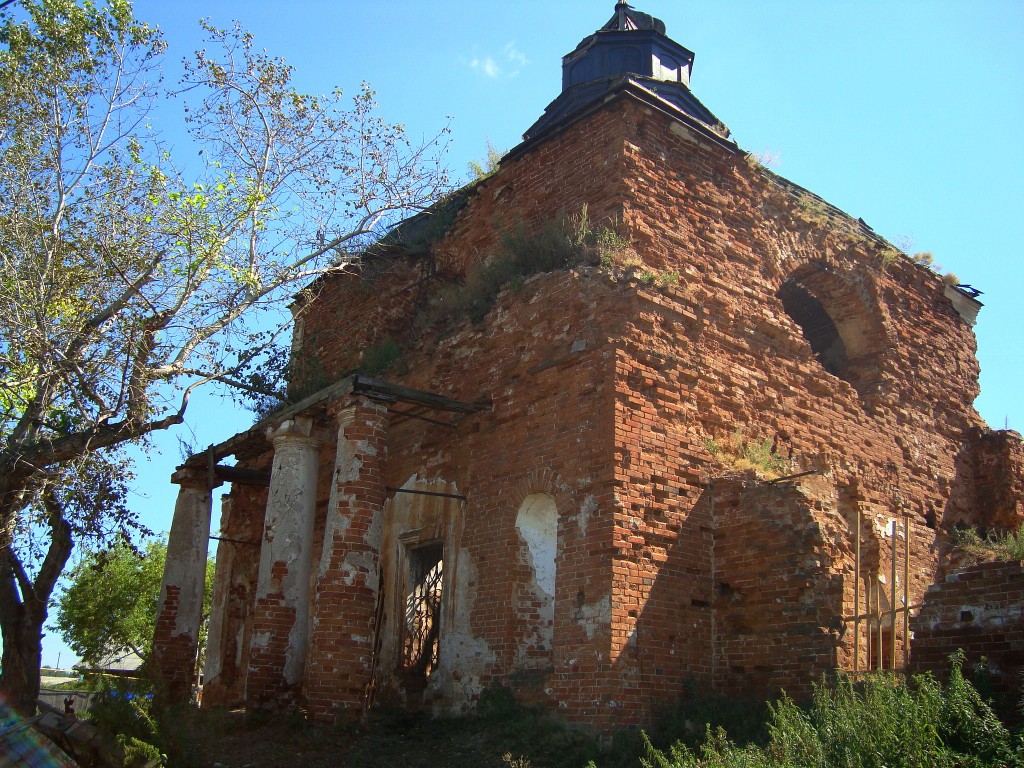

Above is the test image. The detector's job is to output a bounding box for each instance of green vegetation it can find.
[358,337,403,376]
[633,658,1019,768]
[953,523,1024,564]
[55,539,214,669]
[638,269,681,287]
[169,656,1020,768]
[421,206,636,328]
[87,679,165,767]
[468,139,505,180]
[703,431,789,479]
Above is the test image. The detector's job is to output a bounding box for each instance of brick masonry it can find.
[909,560,1024,721]
[169,53,1024,731]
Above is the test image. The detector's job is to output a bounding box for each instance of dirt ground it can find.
[170,706,605,768]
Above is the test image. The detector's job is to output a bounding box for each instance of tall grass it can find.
[953,524,1024,564]
[638,654,1019,768]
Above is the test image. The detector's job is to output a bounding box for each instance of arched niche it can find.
[777,263,885,399]
[514,493,558,669]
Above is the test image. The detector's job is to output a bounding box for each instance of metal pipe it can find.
[854,507,861,674]
[890,519,898,670]
[904,516,911,669]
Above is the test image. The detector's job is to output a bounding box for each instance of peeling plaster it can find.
[163,485,213,640]
[251,630,271,650]
[574,594,612,641]
[376,478,494,712]
[516,494,558,598]
[575,495,598,537]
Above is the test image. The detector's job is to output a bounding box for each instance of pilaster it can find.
[153,466,219,704]
[305,396,390,721]
[245,417,322,709]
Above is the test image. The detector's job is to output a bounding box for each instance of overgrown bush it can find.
[703,431,789,479]
[638,655,1019,768]
[421,207,636,328]
[87,680,164,767]
[953,523,1024,564]
[359,336,402,376]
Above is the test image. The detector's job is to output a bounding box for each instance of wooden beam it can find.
[214,465,272,487]
[353,375,490,414]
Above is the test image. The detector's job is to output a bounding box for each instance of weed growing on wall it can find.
[359,337,403,376]
[953,524,1024,564]
[421,206,636,328]
[703,431,789,479]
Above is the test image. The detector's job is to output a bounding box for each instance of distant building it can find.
[153,2,1022,730]
[76,648,144,678]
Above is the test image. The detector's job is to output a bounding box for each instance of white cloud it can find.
[504,42,529,75]
[470,54,501,78]
[467,43,530,80]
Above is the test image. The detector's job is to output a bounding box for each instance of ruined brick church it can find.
[152,3,1024,730]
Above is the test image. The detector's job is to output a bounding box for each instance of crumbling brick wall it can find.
[909,560,1024,721]
[205,86,1021,730]
[969,428,1024,532]
[710,475,848,702]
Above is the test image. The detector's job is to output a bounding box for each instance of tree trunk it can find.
[0,604,45,716]
[0,506,73,716]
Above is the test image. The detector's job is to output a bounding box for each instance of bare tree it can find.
[0,0,449,712]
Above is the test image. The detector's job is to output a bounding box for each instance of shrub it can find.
[640,656,1017,768]
[703,431,789,479]
[87,680,165,767]
[953,523,1024,564]
[359,337,402,376]
[421,206,635,329]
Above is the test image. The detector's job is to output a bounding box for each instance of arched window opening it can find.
[777,264,883,399]
[778,280,850,379]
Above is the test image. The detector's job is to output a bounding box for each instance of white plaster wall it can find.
[516,494,558,599]
[514,493,558,667]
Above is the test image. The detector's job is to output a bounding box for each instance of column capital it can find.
[327,394,390,424]
[171,466,219,489]
[266,415,322,449]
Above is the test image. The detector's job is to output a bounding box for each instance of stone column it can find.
[153,467,219,704]
[305,397,389,721]
[245,418,322,709]
[201,494,233,706]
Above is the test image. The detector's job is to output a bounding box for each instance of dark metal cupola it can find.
[562,1,693,89]
[519,2,733,151]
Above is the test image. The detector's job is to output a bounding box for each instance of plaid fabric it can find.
[0,703,77,768]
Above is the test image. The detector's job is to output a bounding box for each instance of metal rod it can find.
[209,535,260,547]
[868,573,876,671]
[904,515,911,670]
[385,487,467,501]
[388,406,457,429]
[766,469,820,484]
[890,519,898,670]
[844,606,922,623]
[854,507,861,674]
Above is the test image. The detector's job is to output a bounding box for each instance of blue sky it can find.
[31,0,1024,668]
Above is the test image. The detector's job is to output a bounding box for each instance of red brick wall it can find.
[970,428,1024,531]
[206,90,1019,730]
[305,398,389,721]
[710,476,846,702]
[909,560,1024,720]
